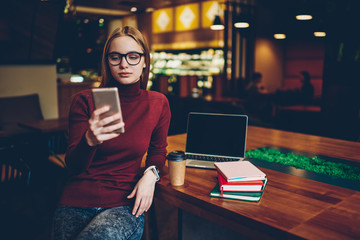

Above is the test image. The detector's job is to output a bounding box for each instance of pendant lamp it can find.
[211,15,224,30]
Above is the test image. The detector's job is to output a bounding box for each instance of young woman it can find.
[53,26,171,240]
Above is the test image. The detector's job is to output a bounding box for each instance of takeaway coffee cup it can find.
[167,151,187,186]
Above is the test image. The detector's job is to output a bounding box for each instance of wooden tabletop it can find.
[156,126,360,239]
[276,105,321,112]
[18,118,68,134]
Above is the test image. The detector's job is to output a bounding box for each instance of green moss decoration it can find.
[245,148,360,183]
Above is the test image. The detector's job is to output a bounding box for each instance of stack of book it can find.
[209,161,267,202]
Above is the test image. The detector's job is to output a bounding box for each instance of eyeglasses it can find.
[107,52,144,66]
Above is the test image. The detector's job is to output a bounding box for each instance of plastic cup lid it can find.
[166,150,186,161]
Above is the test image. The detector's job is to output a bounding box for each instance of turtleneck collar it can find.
[109,79,142,100]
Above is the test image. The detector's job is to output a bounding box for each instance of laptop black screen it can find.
[186,113,248,158]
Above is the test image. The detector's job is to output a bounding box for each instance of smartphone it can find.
[92,87,125,133]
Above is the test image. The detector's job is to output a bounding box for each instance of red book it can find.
[214,161,266,182]
[218,172,266,194]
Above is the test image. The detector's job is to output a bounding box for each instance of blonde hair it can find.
[100,26,150,89]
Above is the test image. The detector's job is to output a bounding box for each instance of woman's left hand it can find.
[127,170,157,217]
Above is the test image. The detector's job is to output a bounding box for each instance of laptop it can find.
[185,112,248,169]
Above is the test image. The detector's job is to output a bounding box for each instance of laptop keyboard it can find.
[186,154,239,162]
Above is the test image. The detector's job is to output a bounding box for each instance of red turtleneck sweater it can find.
[58,81,171,207]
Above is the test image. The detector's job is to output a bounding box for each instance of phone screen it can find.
[92,87,125,133]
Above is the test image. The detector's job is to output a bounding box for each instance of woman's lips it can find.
[119,72,130,77]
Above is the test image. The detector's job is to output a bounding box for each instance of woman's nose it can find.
[119,55,129,67]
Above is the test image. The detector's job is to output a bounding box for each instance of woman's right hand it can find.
[85,106,125,147]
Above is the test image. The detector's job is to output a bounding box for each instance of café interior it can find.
[0,0,360,239]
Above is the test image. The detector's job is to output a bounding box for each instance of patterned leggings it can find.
[53,205,144,240]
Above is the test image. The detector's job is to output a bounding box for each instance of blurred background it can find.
[1,0,359,141]
[0,1,360,239]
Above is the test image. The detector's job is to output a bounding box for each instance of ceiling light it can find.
[234,22,249,28]
[296,14,313,20]
[314,31,326,37]
[234,14,250,29]
[74,6,129,16]
[211,15,224,30]
[130,7,137,12]
[274,34,286,39]
[145,8,155,13]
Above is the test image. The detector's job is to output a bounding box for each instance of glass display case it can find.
[150,49,224,97]
[151,49,224,76]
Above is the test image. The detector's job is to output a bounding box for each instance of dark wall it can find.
[0,0,65,64]
[321,0,360,141]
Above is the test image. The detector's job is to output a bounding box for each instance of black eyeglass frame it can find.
[106,51,145,66]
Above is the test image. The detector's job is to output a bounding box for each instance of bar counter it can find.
[155,126,360,239]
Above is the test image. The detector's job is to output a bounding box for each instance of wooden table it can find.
[272,104,321,118]
[156,126,360,239]
[18,118,68,167]
[277,105,321,112]
[18,118,68,134]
